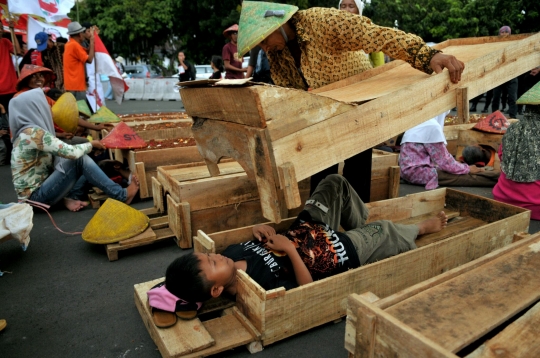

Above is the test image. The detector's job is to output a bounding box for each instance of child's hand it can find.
[265,234,295,253]
[252,224,276,241]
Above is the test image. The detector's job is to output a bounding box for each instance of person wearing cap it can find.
[63,21,95,101]
[0,20,22,115]
[38,32,66,91]
[115,56,125,75]
[222,24,247,79]
[492,82,540,219]
[491,26,518,118]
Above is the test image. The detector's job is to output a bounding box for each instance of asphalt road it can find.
[0,99,537,357]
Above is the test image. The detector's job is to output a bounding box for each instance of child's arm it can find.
[252,224,276,241]
[265,234,313,286]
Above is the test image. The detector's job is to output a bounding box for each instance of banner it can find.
[27,16,68,49]
[93,34,129,105]
[7,0,74,23]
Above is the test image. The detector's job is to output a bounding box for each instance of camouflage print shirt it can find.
[11,127,92,200]
[267,8,440,90]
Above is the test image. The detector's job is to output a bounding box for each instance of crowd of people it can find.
[1,1,539,336]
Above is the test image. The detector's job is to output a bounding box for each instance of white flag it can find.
[27,16,69,49]
[8,0,75,23]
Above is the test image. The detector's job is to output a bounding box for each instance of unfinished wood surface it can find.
[167,195,192,249]
[135,162,149,198]
[388,166,400,199]
[467,301,540,358]
[278,162,301,209]
[385,234,540,353]
[456,87,470,124]
[152,177,164,213]
[415,216,486,247]
[106,227,175,261]
[455,130,504,169]
[134,278,216,357]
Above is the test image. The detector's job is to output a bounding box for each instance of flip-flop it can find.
[148,302,177,328]
[147,282,202,321]
[176,309,198,320]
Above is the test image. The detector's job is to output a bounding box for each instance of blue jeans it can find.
[30,155,127,205]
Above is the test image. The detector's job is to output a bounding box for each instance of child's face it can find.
[195,252,236,293]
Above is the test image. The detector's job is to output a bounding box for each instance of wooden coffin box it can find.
[155,161,310,249]
[180,33,540,223]
[345,231,540,358]
[455,129,505,169]
[368,149,399,201]
[135,188,529,357]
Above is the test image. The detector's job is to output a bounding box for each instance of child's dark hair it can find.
[165,253,213,303]
[211,55,224,73]
[462,145,484,165]
[46,88,63,101]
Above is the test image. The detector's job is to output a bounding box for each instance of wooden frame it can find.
[345,231,540,357]
[135,188,530,356]
[180,33,540,222]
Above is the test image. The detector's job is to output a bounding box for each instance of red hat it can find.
[473,110,510,134]
[16,65,54,91]
[101,122,147,149]
[223,24,239,37]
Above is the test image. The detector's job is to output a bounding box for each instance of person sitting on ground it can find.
[165,174,447,303]
[209,56,224,80]
[399,112,499,189]
[492,82,540,219]
[8,88,139,212]
[14,65,112,143]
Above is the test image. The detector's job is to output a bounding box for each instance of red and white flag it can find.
[94,33,129,105]
[7,0,75,23]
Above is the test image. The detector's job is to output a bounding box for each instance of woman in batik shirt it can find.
[9,89,139,211]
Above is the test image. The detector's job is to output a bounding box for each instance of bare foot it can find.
[125,175,140,204]
[64,198,89,212]
[417,211,448,235]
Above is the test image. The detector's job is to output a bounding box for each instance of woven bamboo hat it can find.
[516,81,540,105]
[88,105,121,123]
[237,1,298,57]
[51,92,79,133]
[77,100,92,118]
[16,64,53,91]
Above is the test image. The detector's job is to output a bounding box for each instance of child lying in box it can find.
[165,175,448,303]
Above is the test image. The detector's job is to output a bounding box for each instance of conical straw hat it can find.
[516,81,540,105]
[473,110,510,134]
[88,105,121,123]
[101,122,147,149]
[77,100,92,118]
[51,92,79,133]
[82,198,149,244]
[237,1,298,57]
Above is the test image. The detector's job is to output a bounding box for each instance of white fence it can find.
[124,78,181,101]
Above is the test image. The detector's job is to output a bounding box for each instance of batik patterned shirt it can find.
[399,142,469,190]
[267,7,440,90]
[11,127,92,200]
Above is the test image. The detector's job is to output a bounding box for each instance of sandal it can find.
[149,303,177,328]
[147,282,202,323]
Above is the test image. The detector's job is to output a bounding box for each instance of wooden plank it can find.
[456,87,470,124]
[467,301,540,358]
[278,162,301,209]
[134,278,216,358]
[131,146,203,172]
[167,195,192,249]
[135,162,149,198]
[106,227,175,261]
[415,216,486,247]
[151,177,164,213]
[194,230,215,254]
[388,166,400,199]
[118,226,156,246]
[149,216,169,230]
[235,270,266,336]
[385,234,540,352]
[347,295,455,358]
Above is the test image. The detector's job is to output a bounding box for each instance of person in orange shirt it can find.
[63,22,95,101]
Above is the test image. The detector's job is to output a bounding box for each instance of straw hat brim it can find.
[516,81,540,105]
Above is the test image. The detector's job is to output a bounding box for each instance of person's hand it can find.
[94,123,114,131]
[89,27,95,41]
[91,140,106,150]
[252,224,276,241]
[0,129,8,136]
[264,234,295,254]
[57,132,74,139]
[429,53,465,84]
[0,103,5,113]
[469,165,484,174]
[531,67,540,76]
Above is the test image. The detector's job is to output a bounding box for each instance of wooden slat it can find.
[135,162,149,198]
[151,177,164,212]
[415,216,486,247]
[118,226,156,246]
[130,146,203,172]
[456,87,470,124]
[134,278,215,357]
[385,234,540,352]
[466,301,540,358]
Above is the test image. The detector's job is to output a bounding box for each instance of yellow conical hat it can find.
[51,92,79,133]
[88,106,121,123]
[77,100,92,118]
[82,199,149,244]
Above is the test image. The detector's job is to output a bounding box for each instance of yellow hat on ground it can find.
[82,198,149,244]
[237,1,298,57]
[88,106,121,123]
[51,92,79,133]
[77,100,92,118]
